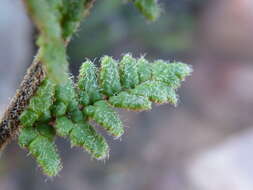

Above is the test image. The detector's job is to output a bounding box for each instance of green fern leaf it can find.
[152,60,182,89]
[70,122,109,160]
[28,136,62,177]
[19,110,39,128]
[109,92,152,111]
[119,54,140,89]
[52,101,68,117]
[131,81,177,104]
[78,60,102,105]
[99,56,122,96]
[61,0,87,40]
[19,124,61,177]
[55,80,76,105]
[84,101,124,138]
[18,126,38,148]
[39,110,52,122]
[136,56,152,83]
[55,116,75,137]
[14,0,193,178]
[18,54,192,177]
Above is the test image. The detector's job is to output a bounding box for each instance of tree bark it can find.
[0,59,45,150]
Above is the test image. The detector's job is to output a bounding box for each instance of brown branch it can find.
[0,57,46,150]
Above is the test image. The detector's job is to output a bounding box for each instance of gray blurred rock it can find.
[187,129,253,190]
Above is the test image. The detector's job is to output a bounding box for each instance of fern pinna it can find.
[19,55,192,176]
[0,0,192,177]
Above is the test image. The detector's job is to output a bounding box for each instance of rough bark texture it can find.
[0,59,45,150]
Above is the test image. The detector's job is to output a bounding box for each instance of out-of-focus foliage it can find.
[134,0,161,21]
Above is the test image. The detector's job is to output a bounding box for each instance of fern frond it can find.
[18,54,192,176]
[0,0,193,177]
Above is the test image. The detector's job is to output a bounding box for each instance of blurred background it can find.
[1,0,253,189]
